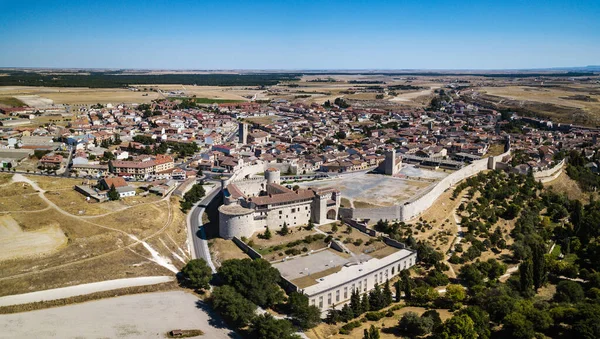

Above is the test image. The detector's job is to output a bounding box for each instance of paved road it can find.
[187,185,220,273]
[0,276,174,307]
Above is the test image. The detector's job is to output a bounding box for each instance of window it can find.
[311,299,315,306]
[336,290,340,302]
[374,274,378,284]
[358,281,362,292]
[327,293,332,305]
[385,269,388,277]
[352,283,355,292]
[380,272,383,281]
[392,266,395,275]
[279,210,282,214]
[292,208,296,213]
[319,296,323,308]
[403,261,407,269]
[305,206,308,210]
[364,279,367,291]
[344,287,348,299]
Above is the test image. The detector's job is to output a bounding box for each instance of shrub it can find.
[365,311,385,321]
[339,321,362,334]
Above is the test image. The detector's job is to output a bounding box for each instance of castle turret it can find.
[265,167,280,185]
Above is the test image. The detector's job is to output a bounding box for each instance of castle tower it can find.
[239,122,248,145]
[265,167,280,185]
[384,150,397,175]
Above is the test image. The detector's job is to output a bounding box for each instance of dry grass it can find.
[0,194,47,212]
[544,171,588,202]
[307,305,453,339]
[209,238,248,266]
[86,202,168,237]
[0,182,36,197]
[27,175,87,191]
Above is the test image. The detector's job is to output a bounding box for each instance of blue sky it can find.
[0,0,599,69]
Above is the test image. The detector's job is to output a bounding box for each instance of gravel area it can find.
[0,291,239,339]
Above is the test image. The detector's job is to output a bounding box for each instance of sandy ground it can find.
[0,291,238,339]
[0,215,67,261]
[389,86,440,102]
[0,276,174,307]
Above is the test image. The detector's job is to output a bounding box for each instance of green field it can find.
[193,97,245,104]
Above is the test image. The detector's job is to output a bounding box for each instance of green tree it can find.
[350,288,362,316]
[218,258,284,307]
[180,258,212,290]
[363,325,380,339]
[519,259,535,297]
[383,280,393,306]
[456,307,490,339]
[211,285,257,328]
[435,314,477,339]
[531,242,547,291]
[398,312,433,338]
[263,226,272,239]
[280,222,289,235]
[502,312,535,339]
[444,284,466,307]
[107,184,120,201]
[554,280,585,303]
[287,292,321,329]
[247,314,300,339]
[331,223,338,233]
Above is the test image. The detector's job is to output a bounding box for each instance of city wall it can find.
[532,159,565,183]
[343,150,512,222]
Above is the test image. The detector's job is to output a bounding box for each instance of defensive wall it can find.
[340,149,512,223]
[532,159,565,183]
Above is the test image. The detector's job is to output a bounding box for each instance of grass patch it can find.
[551,244,562,258]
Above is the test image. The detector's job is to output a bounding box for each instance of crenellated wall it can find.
[532,159,565,183]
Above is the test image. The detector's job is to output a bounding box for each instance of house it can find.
[98,177,136,198]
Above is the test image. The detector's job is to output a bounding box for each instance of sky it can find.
[0,0,599,70]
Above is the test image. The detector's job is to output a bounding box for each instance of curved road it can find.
[187,185,220,273]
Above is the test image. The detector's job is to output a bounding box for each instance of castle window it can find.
[319,296,323,308]
[292,208,296,213]
[279,210,282,214]
[364,279,367,291]
[336,290,340,302]
[344,287,348,298]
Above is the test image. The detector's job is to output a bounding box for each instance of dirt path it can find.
[0,175,178,282]
[0,276,174,307]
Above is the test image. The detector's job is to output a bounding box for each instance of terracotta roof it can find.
[249,188,315,206]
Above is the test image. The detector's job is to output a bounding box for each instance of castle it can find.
[218,168,341,239]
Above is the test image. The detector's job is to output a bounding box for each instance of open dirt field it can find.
[544,171,588,202]
[0,174,188,297]
[0,215,67,261]
[0,291,238,339]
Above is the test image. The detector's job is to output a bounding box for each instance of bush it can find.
[364,311,385,321]
[339,321,362,335]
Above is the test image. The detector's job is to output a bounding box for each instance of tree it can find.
[280,222,289,235]
[519,259,535,297]
[287,292,321,329]
[263,226,272,239]
[306,220,314,230]
[395,280,402,302]
[326,305,340,324]
[456,307,490,339]
[531,242,547,291]
[181,259,212,290]
[247,314,300,339]
[435,314,477,339]
[502,312,535,339]
[363,325,380,339]
[383,280,393,306]
[218,258,284,307]
[444,284,466,306]
[398,312,433,338]
[400,269,412,300]
[331,223,338,233]
[211,285,257,328]
[554,280,585,303]
[458,264,484,288]
[411,286,438,306]
[107,184,120,201]
[350,289,362,316]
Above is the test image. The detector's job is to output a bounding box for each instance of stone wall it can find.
[232,236,263,259]
[533,159,565,183]
[343,150,512,222]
